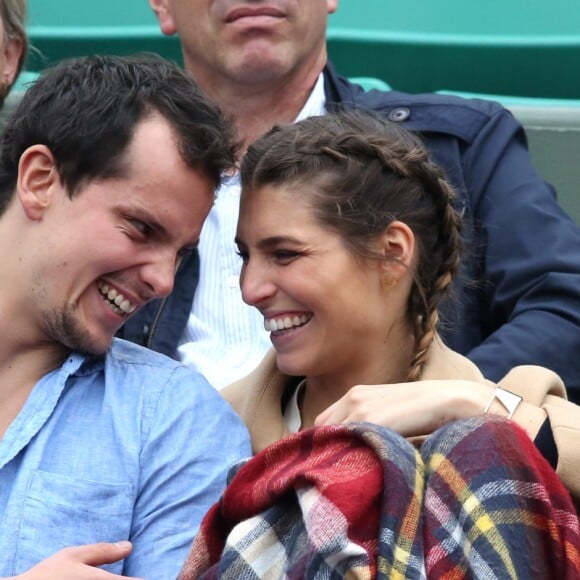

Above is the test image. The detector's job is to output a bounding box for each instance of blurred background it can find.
[22,0,580,222]
[25,0,580,98]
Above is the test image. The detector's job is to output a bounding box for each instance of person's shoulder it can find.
[355,85,503,117]
[328,67,512,144]
[105,338,213,392]
[498,365,567,402]
[349,87,508,143]
[99,340,245,427]
[108,337,184,368]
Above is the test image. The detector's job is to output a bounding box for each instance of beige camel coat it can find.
[222,338,580,502]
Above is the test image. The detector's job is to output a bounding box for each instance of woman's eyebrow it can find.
[239,235,303,249]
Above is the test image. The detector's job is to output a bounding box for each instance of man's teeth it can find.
[98,283,136,315]
[264,314,311,332]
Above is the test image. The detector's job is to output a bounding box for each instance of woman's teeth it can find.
[264,314,311,332]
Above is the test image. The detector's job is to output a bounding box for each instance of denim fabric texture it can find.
[0,339,251,578]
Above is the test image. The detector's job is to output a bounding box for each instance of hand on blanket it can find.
[10,542,141,580]
[314,379,499,437]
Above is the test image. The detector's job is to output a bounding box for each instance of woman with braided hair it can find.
[179,110,580,579]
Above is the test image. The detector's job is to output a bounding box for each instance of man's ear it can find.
[327,0,338,15]
[149,0,177,36]
[377,220,416,281]
[17,145,60,221]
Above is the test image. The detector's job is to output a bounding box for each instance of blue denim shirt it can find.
[0,339,251,578]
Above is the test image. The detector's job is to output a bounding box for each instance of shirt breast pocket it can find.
[15,470,134,574]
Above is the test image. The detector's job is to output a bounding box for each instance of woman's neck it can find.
[299,332,415,429]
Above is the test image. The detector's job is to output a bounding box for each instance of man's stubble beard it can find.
[42,305,110,357]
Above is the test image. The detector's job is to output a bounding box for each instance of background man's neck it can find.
[187,63,324,154]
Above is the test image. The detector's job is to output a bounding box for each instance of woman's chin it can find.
[275,353,310,378]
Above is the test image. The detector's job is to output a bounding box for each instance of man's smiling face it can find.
[27,113,214,355]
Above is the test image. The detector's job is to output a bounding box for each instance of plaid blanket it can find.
[179,417,580,579]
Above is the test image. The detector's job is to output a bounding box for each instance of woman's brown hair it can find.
[241,110,462,381]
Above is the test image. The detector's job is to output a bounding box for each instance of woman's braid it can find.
[405,160,462,381]
[323,133,461,380]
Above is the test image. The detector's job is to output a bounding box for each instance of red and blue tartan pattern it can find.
[180,417,580,579]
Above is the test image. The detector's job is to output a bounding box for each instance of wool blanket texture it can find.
[179,417,580,579]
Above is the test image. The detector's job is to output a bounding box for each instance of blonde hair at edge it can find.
[240,110,462,381]
[0,0,27,78]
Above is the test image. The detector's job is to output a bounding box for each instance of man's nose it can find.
[139,252,177,299]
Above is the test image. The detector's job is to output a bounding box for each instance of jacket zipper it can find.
[146,297,167,349]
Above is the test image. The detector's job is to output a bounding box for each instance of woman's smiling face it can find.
[236,183,411,383]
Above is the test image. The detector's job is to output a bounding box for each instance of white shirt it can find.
[283,379,306,434]
[178,74,327,389]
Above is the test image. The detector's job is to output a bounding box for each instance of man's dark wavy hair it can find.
[0,53,238,215]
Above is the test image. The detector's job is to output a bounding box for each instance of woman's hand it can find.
[314,380,497,437]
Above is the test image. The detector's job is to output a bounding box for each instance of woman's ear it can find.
[17,145,59,221]
[377,220,416,284]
